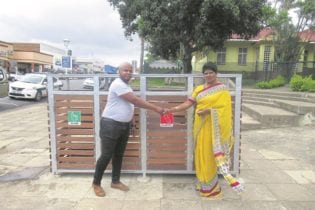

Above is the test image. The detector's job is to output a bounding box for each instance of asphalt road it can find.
[0,78,107,112]
[0,96,47,112]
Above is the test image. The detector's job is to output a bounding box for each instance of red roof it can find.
[299,29,315,42]
[230,27,273,40]
[230,27,315,42]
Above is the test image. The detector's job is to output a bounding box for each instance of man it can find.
[92,62,164,197]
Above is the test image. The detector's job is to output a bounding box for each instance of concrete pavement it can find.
[0,103,314,210]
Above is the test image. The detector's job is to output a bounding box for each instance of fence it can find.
[47,74,242,177]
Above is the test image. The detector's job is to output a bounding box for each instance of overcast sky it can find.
[0,0,141,67]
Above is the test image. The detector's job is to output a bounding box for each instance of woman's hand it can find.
[197,108,210,116]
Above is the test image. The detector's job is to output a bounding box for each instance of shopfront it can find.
[0,41,14,74]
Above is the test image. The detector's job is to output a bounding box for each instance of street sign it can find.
[67,111,81,125]
[62,56,71,68]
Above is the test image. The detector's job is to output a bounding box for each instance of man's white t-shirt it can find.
[101,78,134,122]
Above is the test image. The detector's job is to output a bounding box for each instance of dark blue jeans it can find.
[93,117,130,185]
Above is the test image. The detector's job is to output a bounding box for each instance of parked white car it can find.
[82,77,108,90]
[9,73,63,101]
[9,73,24,82]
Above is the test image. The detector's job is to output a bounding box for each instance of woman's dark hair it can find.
[202,62,218,74]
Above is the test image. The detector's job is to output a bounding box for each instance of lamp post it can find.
[63,39,71,74]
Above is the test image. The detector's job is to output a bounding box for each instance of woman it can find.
[166,62,244,198]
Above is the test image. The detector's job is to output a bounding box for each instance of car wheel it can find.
[35,90,42,101]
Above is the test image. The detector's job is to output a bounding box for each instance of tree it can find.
[108,0,267,73]
[263,0,315,79]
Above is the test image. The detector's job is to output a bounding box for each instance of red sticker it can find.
[160,113,174,127]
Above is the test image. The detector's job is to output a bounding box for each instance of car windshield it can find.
[20,74,44,84]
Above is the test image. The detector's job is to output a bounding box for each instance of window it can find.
[238,48,247,65]
[263,46,271,71]
[303,50,308,66]
[216,48,226,65]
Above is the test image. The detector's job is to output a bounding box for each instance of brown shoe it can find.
[92,184,106,197]
[111,182,129,192]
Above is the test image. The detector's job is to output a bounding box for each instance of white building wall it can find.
[40,43,66,71]
[74,57,104,73]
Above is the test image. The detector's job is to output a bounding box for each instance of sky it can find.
[0,0,141,67]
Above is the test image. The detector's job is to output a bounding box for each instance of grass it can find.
[130,78,185,88]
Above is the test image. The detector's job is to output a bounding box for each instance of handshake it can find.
[155,105,210,116]
[155,106,178,116]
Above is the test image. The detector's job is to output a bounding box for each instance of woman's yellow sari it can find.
[190,83,243,197]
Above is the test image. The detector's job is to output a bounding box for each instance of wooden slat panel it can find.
[55,108,93,115]
[57,129,94,135]
[147,158,186,164]
[147,164,186,170]
[57,136,94,142]
[56,115,94,121]
[147,139,186,144]
[58,156,95,163]
[56,122,94,129]
[126,143,140,150]
[148,144,186,151]
[147,132,186,138]
[148,151,186,158]
[55,95,93,100]
[121,164,141,170]
[55,101,94,107]
[58,163,94,169]
[57,143,94,149]
[122,157,140,162]
[57,150,94,156]
[124,150,140,157]
[51,90,239,172]
[147,123,186,129]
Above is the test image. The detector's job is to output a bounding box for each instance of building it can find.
[0,41,66,75]
[0,41,14,74]
[40,43,66,71]
[73,57,104,74]
[192,27,315,79]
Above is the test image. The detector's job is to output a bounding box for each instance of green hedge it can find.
[290,74,315,92]
[255,75,286,89]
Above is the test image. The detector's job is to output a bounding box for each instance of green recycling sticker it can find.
[67,111,81,125]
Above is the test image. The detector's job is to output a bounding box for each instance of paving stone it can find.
[241,148,265,160]
[241,169,296,184]
[240,184,277,201]
[75,198,123,210]
[0,195,76,210]
[284,170,315,184]
[242,201,287,210]
[243,159,277,169]
[163,182,200,200]
[0,166,47,181]
[271,159,314,170]
[281,201,315,210]
[267,183,314,201]
[122,200,161,210]
[201,200,243,210]
[161,199,202,210]
[259,149,295,160]
[124,175,163,200]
